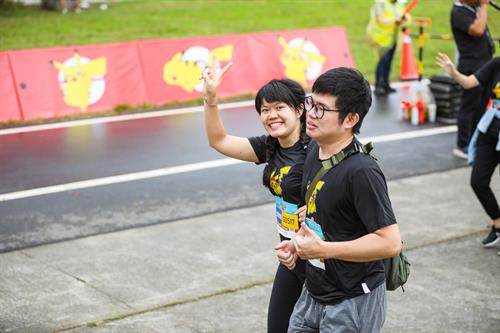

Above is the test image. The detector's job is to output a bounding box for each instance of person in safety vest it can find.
[367,0,411,96]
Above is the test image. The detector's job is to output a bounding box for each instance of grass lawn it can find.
[0,0,498,125]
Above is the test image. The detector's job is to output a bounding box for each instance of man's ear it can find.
[343,112,360,130]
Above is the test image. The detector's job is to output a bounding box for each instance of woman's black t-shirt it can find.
[301,140,397,304]
[475,57,500,98]
[248,135,307,240]
[475,57,500,137]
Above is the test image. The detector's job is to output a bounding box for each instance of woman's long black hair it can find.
[254,79,308,188]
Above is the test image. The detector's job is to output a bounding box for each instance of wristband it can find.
[203,95,218,107]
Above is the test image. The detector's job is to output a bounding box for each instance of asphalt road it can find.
[0,85,467,252]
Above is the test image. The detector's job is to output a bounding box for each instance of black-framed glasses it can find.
[304,96,340,119]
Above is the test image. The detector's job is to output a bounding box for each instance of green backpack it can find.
[384,247,411,291]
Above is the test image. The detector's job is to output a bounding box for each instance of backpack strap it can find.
[354,141,377,160]
[305,164,331,205]
[305,140,376,204]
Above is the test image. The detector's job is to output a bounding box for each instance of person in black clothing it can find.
[437,53,500,248]
[201,62,308,333]
[275,67,401,333]
[451,0,495,159]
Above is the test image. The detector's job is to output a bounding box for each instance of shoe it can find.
[482,226,500,247]
[452,147,468,160]
[383,82,397,93]
[374,85,387,97]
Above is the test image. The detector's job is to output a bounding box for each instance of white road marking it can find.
[0,101,255,136]
[0,158,243,202]
[362,125,457,143]
[0,125,457,202]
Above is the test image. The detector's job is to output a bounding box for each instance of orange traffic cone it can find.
[400,28,418,81]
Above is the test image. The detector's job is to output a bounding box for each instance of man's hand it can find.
[294,222,324,260]
[274,240,298,270]
[395,14,408,25]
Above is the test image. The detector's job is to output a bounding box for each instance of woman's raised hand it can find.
[201,57,233,99]
[436,52,456,76]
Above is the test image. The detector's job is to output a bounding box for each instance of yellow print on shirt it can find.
[270,166,291,196]
[307,181,324,215]
[493,82,500,99]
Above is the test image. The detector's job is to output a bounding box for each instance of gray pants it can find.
[288,284,386,333]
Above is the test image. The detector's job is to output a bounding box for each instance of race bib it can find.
[305,217,326,270]
[305,217,325,240]
[275,196,299,238]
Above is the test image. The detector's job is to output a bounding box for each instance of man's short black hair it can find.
[312,67,372,134]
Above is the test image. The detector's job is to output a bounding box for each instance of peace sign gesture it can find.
[201,57,233,99]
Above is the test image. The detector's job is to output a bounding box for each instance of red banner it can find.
[246,27,355,89]
[138,34,248,104]
[0,52,22,122]
[8,43,148,121]
[3,27,354,122]
[139,27,355,106]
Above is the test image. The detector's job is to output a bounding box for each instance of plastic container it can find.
[411,106,419,126]
[427,103,437,123]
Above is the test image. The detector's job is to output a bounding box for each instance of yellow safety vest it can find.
[366,0,409,47]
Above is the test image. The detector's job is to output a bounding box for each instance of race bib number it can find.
[275,196,299,238]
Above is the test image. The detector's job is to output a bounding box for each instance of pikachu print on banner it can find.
[278,36,326,86]
[270,166,291,196]
[163,45,233,93]
[50,51,107,112]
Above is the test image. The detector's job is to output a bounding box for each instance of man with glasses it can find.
[275,67,402,333]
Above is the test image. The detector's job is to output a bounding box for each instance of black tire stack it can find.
[429,74,463,124]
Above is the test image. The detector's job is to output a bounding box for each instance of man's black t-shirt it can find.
[451,3,494,73]
[249,135,307,240]
[301,140,397,304]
